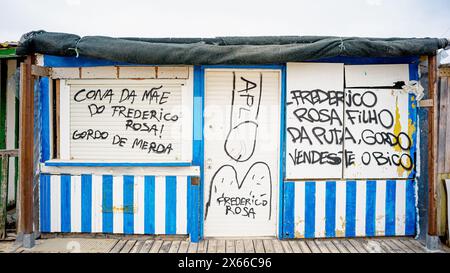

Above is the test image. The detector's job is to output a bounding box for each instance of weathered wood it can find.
[188,242,198,253]
[262,240,274,253]
[287,240,301,253]
[253,240,265,253]
[402,238,426,252]
[0,149,18,157]
[139,240,154,253]
[129,241,144,253]
[280,240,293,253]
[243,240,255,253]
[297,240,312,253]
[389,238,414,253]
[314,239,330,253]
[109,240,127,253]
[331,240,349,253]
[120,240,136,253]
[305,240,320,253]
[197,240,208,253]
[235,240,245,253]
[31,65,50,77]
[178,241,189,253]
[360,239,387,253]
[18,56,35,236]
[225,240,235,253]
[272,239,285,253]
[0,155,8,239]
[428,54,439,236]
[207,239,217,253]
[381,239,404,253]
[149,240,163,253]
[159,240,172,253]
[322,239,340,253]
[216,239,226,253]
[347,239,368,253]
[340,239,358,253]
[419,99,434,108]
[168,240,181,253]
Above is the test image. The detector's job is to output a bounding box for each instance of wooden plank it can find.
[402,238,426,252]
[188,242,198,253]
[322,240,340,253]
[159,241,172,253]
[244,240,255,253]
[139,240,154,253]
[109,240,127,253]
[235,240,245,253]
[120,240,136,253]
[51,67,80,79]
[262,240,274,253]
[360,238,387,253]
[397,238,424,253]
[272,239,285,253]
[130,241,144,253]
[254,240,265,253]
[297,240,312,253]
[225,240,235,253]
[381,239,404,253]
[207,239,217,253]
[314,239,330,253]
[118,66,156,79]
[158,66,189,79]
[287,241,301,253]
[444,78,450,173]
[0,156,8,239]
[81,66,116,79]
[168,240,181,253]
[149,240,163,253]
[331,240,350,253]
[305,240,321,253]
[178,241,189,253]
[428,54,438,236]
[197,240,208,253]
[216,239,226,253]
[437,77,448,173]
[389,239,414,253]
[347,239,368,253]
[31,65,50,77]
[340,240,359,253]
[280,240,293,253]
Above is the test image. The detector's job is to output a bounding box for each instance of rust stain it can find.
[393,97,406,176]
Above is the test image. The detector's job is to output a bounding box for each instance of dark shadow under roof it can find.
[16,30,450,65]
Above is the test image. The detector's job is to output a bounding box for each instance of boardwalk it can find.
[3,236,450,253]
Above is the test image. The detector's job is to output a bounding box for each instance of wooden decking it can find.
[8,237,450,253]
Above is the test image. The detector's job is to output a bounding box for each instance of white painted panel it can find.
[134,176,145,234]
[343,89,413,179]
[335,181,346,237]
[81,66,117,79]
[286,63,344,179]
[355,181,366,237]
[203,69,280,237]
[158,66,189,79]
[395,181,406,236]
[91,175,103,233]
[50,175,61,232]
[6,60,17,203]
[52,67,80,79]
[375,180,386,236]
[294,182,305,238]
[64,79,192,161]
[314,181,326,237]
[176,176,187,234]
[112,176,123,233]
[119,67,156,79]
[154,176,166,234]
[345,64,409,88]
[60,80,71,160]
[70,175,82,232]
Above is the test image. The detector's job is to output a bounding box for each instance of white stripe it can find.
[70,176,82,232]
[134,176,145,234]
[294,182,305,238]
[335,181,346,237]
[375,180,386,236]
[113,176,123,233]
[91,175,103,233]
[395,181,406,235]
[155,176,166,234]
[176,176,187,234]
[50,175,61,232]
[355,181,367,237]
[315,181,326,238]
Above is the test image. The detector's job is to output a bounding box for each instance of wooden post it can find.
[0,155,8,239]
[427,54,438,236]
[18,55,35,246]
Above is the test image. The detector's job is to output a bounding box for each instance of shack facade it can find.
[15,32,449,243]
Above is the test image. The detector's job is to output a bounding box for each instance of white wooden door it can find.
[203,69,280,237]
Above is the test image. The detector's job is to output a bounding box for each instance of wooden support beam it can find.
[428,54,438,236]
[18,56,35,237]
[31,65,50,77]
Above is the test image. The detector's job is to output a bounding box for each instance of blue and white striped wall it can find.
[283,180,416,238]
[40,174,196,235]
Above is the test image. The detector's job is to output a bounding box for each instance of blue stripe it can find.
[144,176,155,234]
[60,175,71,232]
[345,181,357,237]
[102,175,113,233]
[305,182,316,238]
[405,180,416,235]
[123,176,134,234]
[81,174,92,233]
[365,180,377,237]
[283,182,295,238]
[40,174,51,232]
[165,176,177,234]
[385,180,396,236]
[325,181,336,237]
[278,65,287,239]
[39,78,50,162]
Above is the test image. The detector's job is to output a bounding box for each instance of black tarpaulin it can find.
[16,30,449,65]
